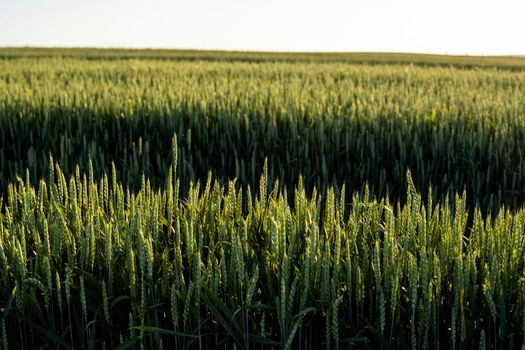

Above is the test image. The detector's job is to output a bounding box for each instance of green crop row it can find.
[1,146,525,348]
[2,48,525,71]
[1,58,525,211]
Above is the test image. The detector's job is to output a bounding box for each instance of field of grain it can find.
[1,49,525,349]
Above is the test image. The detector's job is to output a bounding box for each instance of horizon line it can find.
[1,46,524,58]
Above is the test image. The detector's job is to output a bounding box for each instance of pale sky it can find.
[1,0,524,55]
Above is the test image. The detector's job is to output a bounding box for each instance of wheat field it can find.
[1,49,525,349]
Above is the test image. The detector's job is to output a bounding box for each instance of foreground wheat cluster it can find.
[1,50,525,349]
